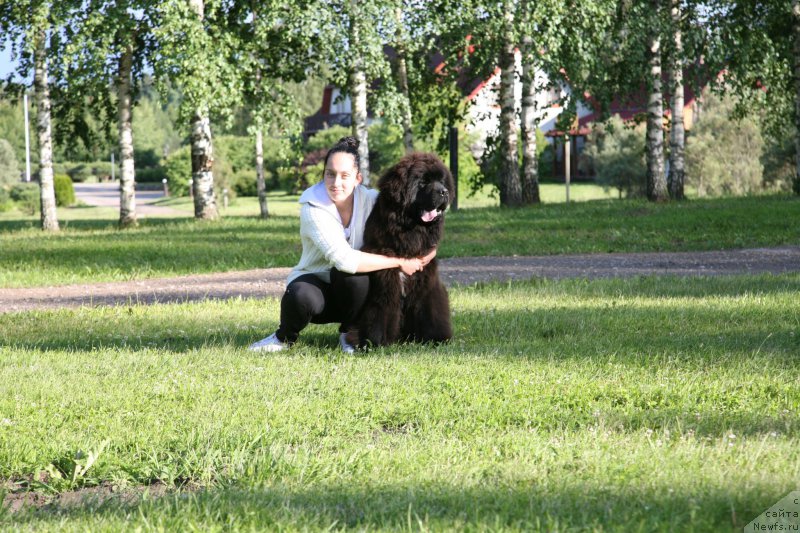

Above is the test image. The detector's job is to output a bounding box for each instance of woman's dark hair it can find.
[323,136,360,174]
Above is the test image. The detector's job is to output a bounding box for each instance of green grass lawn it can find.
[0,193,798,288]
[1,275,798,530]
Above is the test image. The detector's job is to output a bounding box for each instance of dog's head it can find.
[378,153,455,225]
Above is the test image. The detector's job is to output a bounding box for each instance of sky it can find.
[1,46,18,78]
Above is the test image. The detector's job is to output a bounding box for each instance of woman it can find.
[249,136,435,353]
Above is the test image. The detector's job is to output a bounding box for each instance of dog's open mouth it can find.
[420,209,442,222]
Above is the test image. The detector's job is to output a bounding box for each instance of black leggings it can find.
[275,268,370,344]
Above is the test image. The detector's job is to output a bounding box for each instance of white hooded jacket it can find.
[286,181,379,285]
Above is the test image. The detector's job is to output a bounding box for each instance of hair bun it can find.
[337,136,359,149]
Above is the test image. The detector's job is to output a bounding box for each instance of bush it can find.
[10,182,39,215]
[471,128,549,196]
[686,89,764,197]
[163,143,234,197]
[54,174,76,206]
[0,187,11,212]
[135,166,168,183]
[583,115,646,198]
[761,124,796,193]
[305,125,352,153]
[0,138,21,187]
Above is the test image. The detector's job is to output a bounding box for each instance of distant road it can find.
[73,182,187,216]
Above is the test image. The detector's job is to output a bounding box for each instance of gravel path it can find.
[1,246,798,314]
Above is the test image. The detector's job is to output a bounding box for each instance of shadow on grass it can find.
[2,479,783,530]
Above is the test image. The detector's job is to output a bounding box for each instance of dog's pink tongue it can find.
[421,210,439,222]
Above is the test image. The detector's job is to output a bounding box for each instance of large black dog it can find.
[349,152,454,348]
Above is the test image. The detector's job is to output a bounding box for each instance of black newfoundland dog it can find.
[348,152,454,348]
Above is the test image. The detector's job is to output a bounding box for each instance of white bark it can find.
[520,35,539,204]
[646,8,668,202]
[117,43,137,227]
[188,0,218,219]
[34,28,59,231]
[190,111,218,219]
[395,6,413,153]
[668,0,685,200]
[498,0,522,206]
[349,0,370,184]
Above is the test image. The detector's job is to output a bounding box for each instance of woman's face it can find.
[324,152,362,206]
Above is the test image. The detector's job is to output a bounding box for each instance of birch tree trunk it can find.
[498,0,522,207]
[188,0,218,219]
[190,111,218,219]
[520,34,540,204]
[646,4,669,203]
[349,0,370,184]
[33,28,59,231]
[793,0,800,195]
[667,0,685,200]
[255,127,269,218]
[117,41,137,227]
[395,6,413,153]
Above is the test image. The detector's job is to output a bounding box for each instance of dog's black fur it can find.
[349,152,454,347]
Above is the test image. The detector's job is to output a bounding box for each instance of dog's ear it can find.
[378,157,413,206]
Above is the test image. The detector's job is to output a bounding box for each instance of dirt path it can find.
[1,246,798,314]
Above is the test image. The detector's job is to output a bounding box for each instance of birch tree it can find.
[707,0,800,195]
[60,0,157,228]
[154,0,241,219]
[646,0,669,202]
[667,0,685,200]
[0,1,68,231]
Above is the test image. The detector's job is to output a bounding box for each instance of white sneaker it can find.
[339,333,356,354]
[248,333,288,352]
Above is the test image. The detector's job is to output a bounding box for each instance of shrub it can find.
[761,124,796,193]
[583,115,647,198]
[163,144,234,197]
[685,89,764,197]
[135,166,168,183]
[54,174,76,206]
[232,169,274,197]
[0,187,11,212]
[0,138,21,188]
[163,145,192,196]
[67,163,94,183]
[471,128,549,196]
[10,182,40,215]
[305,125,352,153]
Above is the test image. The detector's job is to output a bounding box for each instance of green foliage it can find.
[162,145,192,197]
[9,182,40,215]
[135,166,168,184]
[584,115,646,198]
[761,124,797,194]
[0,187,11,212]
[53,174,76,207]
[163,135,260,197]
[231,170,259,197]
[366,122,405,177]
[304,126,352,153]
[474,128,554,196]
[0,138,21,188]
[686,90,764,197]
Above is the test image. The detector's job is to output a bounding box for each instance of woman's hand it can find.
[420,248,437,267]
[399,257,424,276]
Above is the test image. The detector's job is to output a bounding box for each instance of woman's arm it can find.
[356,252,423,276]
